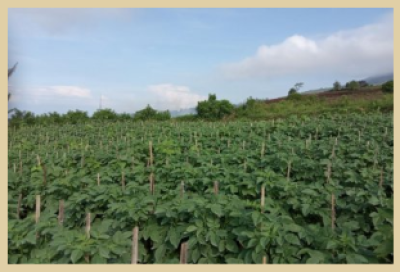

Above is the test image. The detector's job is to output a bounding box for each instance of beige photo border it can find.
[2,0,397,270]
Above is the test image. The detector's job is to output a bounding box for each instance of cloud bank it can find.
[222,13,393,79]
[147,84,206,110]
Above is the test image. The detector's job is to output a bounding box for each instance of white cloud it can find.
[32,86,91,98]
[147,84,206,110]
[222,12,393,79]
[9,86,92,104]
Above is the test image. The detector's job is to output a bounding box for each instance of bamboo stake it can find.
[286,160,291,181]
[131,226,139,264]
[262,256,267,264]
[58,200,64,225]
[331,146,336,159]
[261,142,265,158]
[149,141,153,166]
[180,181,185,198]
[122,172,126,190]
[85,213,91,238]
[326,161,332,183]
[36,154,41,166]
[214,181,219,195]
[35,195,41,224]
[149,173,155,195]
[180,242,188,264]
[261,185,265,213]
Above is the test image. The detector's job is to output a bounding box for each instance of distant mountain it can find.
[170,108,197,117]
[363,73,393,85]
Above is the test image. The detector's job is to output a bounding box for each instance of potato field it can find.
[8,113,393,264]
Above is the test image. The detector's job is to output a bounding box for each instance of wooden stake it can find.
[85,213,91,238]
[97,173,100,186]
[214,181,219,195]
[326,161,332,183]
[58,200,64,225]
[149,141,153,166]
[36,154,41,166]
[121,172,126,190]
[286,161,291,181]
[262,256,267,264]
[261,142,265,158]
[131,226,139,264]
[331,146,336,159]
[261,185,265,213]
[180,242,188,264]
[149,173,155,195]
[17,194,22,220]
[180,181,185,198]
[35,195,41,224]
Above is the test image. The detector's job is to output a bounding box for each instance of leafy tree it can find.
[196,94,234,120]
[92,108,118,121]
[132,105,170,121]
[382,80,393,94]
[294,82,304,92]
[358,80,369,88]
[346,80,360,91]
[8,109,36,127]
[154,110,171,121]
[333,81,342,91]
[65,110,89,124]
[242,97,256,110]
[133,105,158,121]
[288,88,297,96]
[118,113,133,120]
[288,82,304,97]
[287,92,302,101]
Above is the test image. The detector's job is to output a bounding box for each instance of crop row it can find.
[8,113,393,264]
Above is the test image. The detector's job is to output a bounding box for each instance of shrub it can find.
[287,92,302,101]
[346,80,360,91]
[196,94,234,120]
[382,80,393,93]
[333,81,341,91]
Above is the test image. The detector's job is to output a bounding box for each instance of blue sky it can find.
[8,8,393,115]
